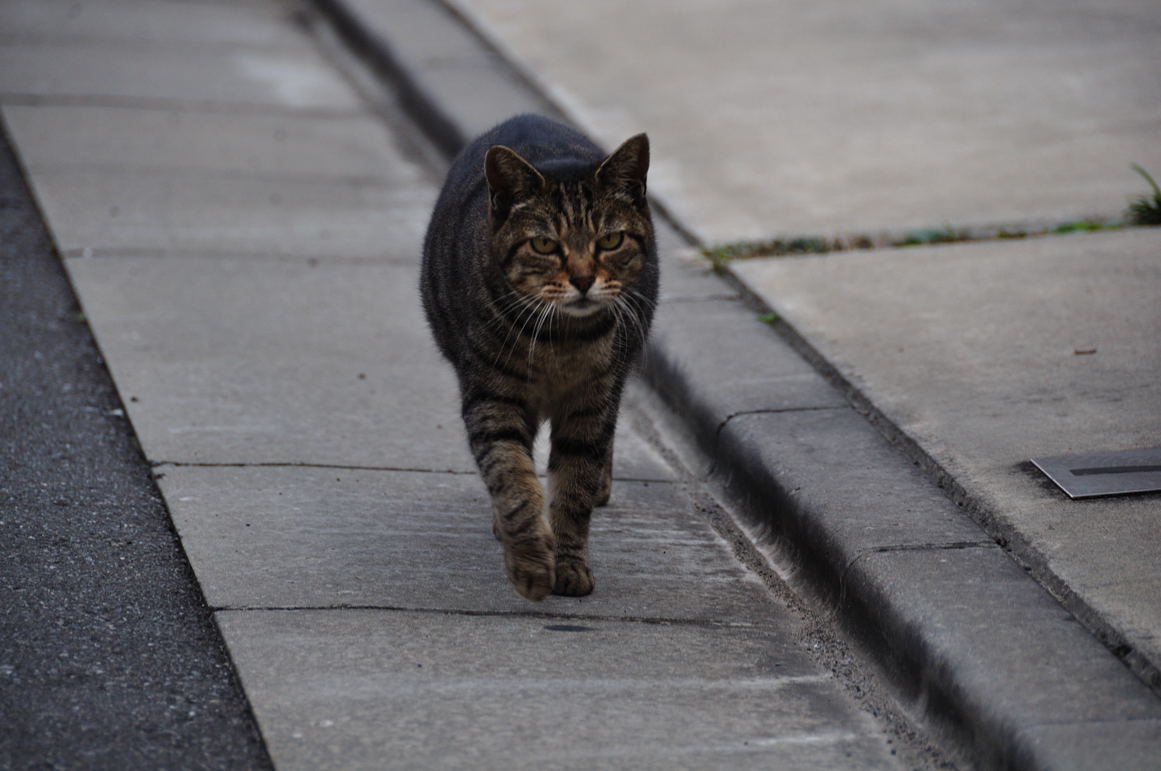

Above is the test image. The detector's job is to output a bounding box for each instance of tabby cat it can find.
[421,114,658,601]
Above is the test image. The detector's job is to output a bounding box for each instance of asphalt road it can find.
[0,126,272,769]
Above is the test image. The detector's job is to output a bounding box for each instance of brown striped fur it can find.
[421,115,658,600]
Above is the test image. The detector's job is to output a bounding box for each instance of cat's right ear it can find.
[485,145,544,227]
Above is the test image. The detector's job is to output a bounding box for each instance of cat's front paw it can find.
[503,533,556,602]
[594,479,612,508]
[594,466,613,507]
[553,558,594,596]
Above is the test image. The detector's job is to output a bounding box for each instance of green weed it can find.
[1052,219,1121,234]
[702,235,865,269]
[893,227,972,247]
[1126,164,1161,226]
[702,168,1161,273]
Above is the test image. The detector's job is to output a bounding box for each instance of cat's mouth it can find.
[560,297,604,317]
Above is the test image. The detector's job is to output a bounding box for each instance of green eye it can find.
[597,231,624,251]
[530,237,558,254]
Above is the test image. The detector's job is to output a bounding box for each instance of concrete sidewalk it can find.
[315,0,1161,767]
[0,0,942,768]
[429,0,1161,696]
[4,0,1160,768]
[447,0,1161,243]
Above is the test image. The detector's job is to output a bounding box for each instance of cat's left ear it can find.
[596,133,649,202]
[485,145,544,226]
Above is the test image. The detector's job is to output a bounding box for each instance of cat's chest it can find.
[525,340,614,410]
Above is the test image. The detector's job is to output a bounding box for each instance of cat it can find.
[421,114,658,601]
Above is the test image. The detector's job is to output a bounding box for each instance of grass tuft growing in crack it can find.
[1126,163,1161,226]
[703,164,1159,272]
[703,234,874,273]
[1052,218,1122,234]
[894,226,973,247]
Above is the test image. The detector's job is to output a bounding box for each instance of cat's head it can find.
[484,134,652,319]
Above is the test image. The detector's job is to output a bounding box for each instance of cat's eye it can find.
[530,237,558,254]
[596,231,624,251]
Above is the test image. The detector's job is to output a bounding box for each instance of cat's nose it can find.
[570,275,595,295]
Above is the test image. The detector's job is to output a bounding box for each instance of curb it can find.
[308,1,1161,767]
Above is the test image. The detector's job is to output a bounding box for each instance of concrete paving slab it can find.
[732,229,1161,679]
[856,547,1161,724]
[648,297,848,451]
[690,397,1161,764]
[1014,497,1161,596]
[716,409,994,567]
[64,254,463,466]
[0,41,361,111]
[215,608,901,770]
[63,254,674,481]
[449,0,1161,242]
[25,167,434,258]
[2,104,431,182]
[849,546,1161,767]
[160,466,770,622]
[655,244,739,301]
[0,0,310,51]
[1015,719,1161,771]
[324,0,555,154]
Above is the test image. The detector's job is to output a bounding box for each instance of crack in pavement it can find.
[153,459,677,484]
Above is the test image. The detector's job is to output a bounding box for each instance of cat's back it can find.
[457,114,603,182]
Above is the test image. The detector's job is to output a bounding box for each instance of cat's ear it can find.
[596,133,649,202]
[485,145,544,226]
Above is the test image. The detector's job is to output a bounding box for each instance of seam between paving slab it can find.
[24,161,419,187]
[0,92,370,118]
[153,460,678,485]
[837,543,995,594]
[61,249,424,266]
[659,293,744,304]
[212,604,769,629]
[705,406,848,476]
[304,0,1161,767]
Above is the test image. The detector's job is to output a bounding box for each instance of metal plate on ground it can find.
[1031,447,1161,499]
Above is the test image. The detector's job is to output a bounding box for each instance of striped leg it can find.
[595,435,614,508]
[463,395,555,601]
[547,407,615,596]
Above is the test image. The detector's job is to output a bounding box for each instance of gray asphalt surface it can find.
[0,127,272,769]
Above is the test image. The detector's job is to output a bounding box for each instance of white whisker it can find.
[528,300,555,364]
[614,292,650,362]
[497,295,541,370]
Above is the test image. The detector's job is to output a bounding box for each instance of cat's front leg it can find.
[464,401,555,601]
[595,435,614,508]
[547,409,615,596]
